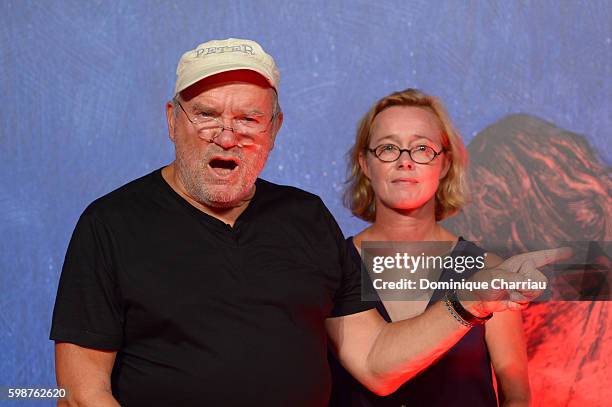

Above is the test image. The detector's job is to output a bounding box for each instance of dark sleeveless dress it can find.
[328,237,498,407]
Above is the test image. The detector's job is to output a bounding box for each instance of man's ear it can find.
[268,111,284,149]
[358,150,370,179]
[166,101,176,142]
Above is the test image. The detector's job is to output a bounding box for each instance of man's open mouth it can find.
[208,157,239,177]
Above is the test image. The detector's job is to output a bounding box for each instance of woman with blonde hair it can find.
[329,89,530,406]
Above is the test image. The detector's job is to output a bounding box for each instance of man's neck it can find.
[161,164,252,227]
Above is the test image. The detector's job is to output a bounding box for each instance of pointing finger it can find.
[524,247,573,268]
[503,247,573,271]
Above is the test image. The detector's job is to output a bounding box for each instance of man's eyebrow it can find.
[189,102,218,113]
[240,109,265,116]
[185,103,265,116]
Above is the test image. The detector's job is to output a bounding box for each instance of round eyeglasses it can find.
[368,144,445,164]
[175,99,277,147]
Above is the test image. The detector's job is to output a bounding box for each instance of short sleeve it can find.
[318,201,376,318]
[50,210,123,350]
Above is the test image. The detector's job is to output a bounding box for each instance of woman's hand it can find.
[458,247,572,316]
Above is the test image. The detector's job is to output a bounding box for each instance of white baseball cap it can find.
[174,38,280,95]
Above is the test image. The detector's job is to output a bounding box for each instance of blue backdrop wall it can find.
[1,0,610,404]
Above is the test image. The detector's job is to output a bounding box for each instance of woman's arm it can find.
[485,307,531,407]
[482,252,530,406]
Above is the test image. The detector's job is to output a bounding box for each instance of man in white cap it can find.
[51,38,566,406]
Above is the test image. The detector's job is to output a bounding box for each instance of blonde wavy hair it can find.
[345,88,468,222]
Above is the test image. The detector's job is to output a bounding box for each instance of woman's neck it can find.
[358,198,455,243]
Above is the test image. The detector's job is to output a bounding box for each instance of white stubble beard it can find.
[174,136,272,208]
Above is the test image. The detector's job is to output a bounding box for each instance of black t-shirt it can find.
[328,237,497,407]
[50,168,374,407]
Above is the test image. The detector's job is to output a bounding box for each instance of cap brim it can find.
[175,63,276,95]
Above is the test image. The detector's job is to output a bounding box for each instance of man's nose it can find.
[212,126,239,149]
